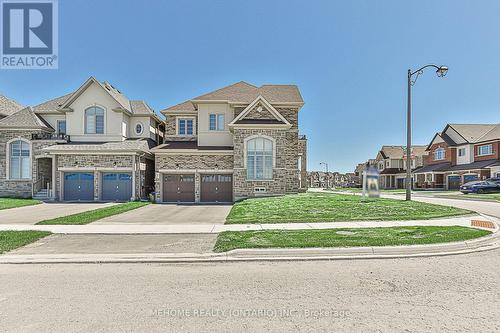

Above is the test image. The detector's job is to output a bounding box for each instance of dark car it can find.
[460,181,500,194]
[486,177,500,184]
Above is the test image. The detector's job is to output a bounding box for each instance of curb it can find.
[1,223,499,264]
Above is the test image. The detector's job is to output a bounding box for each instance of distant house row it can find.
[307,171,359,188]
[355,123,500,190]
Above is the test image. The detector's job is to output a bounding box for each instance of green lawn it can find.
[213,226,491,252]
[0,198,41,210]
[36,202,149,225]
[226,193,471,224]
[0,230,52,254]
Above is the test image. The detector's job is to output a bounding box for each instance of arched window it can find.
[246,137,273,180]
[85,106,105,134]
[9,140,31,179]
[434,147,445,161]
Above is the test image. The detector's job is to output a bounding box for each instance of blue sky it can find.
[1,0,499,172]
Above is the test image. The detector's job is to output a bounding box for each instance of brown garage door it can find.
[200,174,233,203]
[163,174,195,202]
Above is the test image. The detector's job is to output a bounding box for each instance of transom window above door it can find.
[178,118,194,135]
[85,106,105,134]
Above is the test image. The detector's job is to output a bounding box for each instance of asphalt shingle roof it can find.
[0,107,53,130]
[0,95,23,117]
[162,81,304,114]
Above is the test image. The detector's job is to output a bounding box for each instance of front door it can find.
[162,174,195,202]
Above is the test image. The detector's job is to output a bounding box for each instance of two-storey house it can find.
[151,81,307,203]
[414,124,500,189]
[374,145,427,189]
[0,77,164,201]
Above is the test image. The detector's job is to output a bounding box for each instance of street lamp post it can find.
[406,64,448,201]
[320,162,329,189]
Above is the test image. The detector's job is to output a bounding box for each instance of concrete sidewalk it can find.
[1,226,499,264]
[0,214,485,234]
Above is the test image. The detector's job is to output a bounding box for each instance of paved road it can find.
[387,193,500,218]
[0,202,117,225]
[1,250,499,332]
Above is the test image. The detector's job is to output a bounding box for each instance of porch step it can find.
[33,189,50,200]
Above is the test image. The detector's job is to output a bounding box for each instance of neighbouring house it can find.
[354,159,377,186]
[151,81,307,203]
[0,95,23,120]
[307,171,359,188]
[374,145,427,189]
[0,77,164,201]
[414,124,500,189]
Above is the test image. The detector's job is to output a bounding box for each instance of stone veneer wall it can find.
[55,154,136,201]
[298,137,307,191]
[0,129,57,198]
[154,153,234,202]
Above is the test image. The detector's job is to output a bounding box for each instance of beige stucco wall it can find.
[64,82,125,142]
[197,103,234,146]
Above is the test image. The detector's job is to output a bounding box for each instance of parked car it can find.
[460,181,500,194]
[486,177,500,184]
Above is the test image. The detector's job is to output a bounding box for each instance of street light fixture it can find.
[406,64,448,201]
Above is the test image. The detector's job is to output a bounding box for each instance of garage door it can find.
[102,173,132,201]
[163,174,195,202]
[200,174,233,203]
[463,174,478,183]
[448,175,461,190]
[64,172,94,201]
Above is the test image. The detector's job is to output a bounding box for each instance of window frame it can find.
[434,147,445,161]
[57,119,66,135]
[477,144,493,156]
[135,122,144,135]
[177,117,195,136]
[458,147,466,157]
[84,106,105,134]
[7,138,31,180]
[208,113,225,131]
[244,135,276,181]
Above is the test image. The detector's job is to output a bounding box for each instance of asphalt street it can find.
[1,248,499,332]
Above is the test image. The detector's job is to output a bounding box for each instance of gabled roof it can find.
[31,77,162,120]
[426,132,456,150]
[447,124,498,143]
[379,145,427,159]
[0,106,53,131]
[32,93,72,114]
[0,95,23,117]
[229,95,291,128]
[162,81,304,114]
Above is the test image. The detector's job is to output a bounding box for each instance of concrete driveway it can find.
[0,202,117,225]
[93,204,232,225]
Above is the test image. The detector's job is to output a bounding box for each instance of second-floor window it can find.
[209,114,225,131]
[478,144,493,156]
[458,148,466,157]
[57,120,66,134]
[434,148,445,160]
[178,118,194,135]
[85,106,104,134]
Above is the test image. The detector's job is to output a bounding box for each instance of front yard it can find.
[226,193,471,224]
[213,226,491,252]
[36,202,149,225]
[0,198,41,211]
[0,230,52,254]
